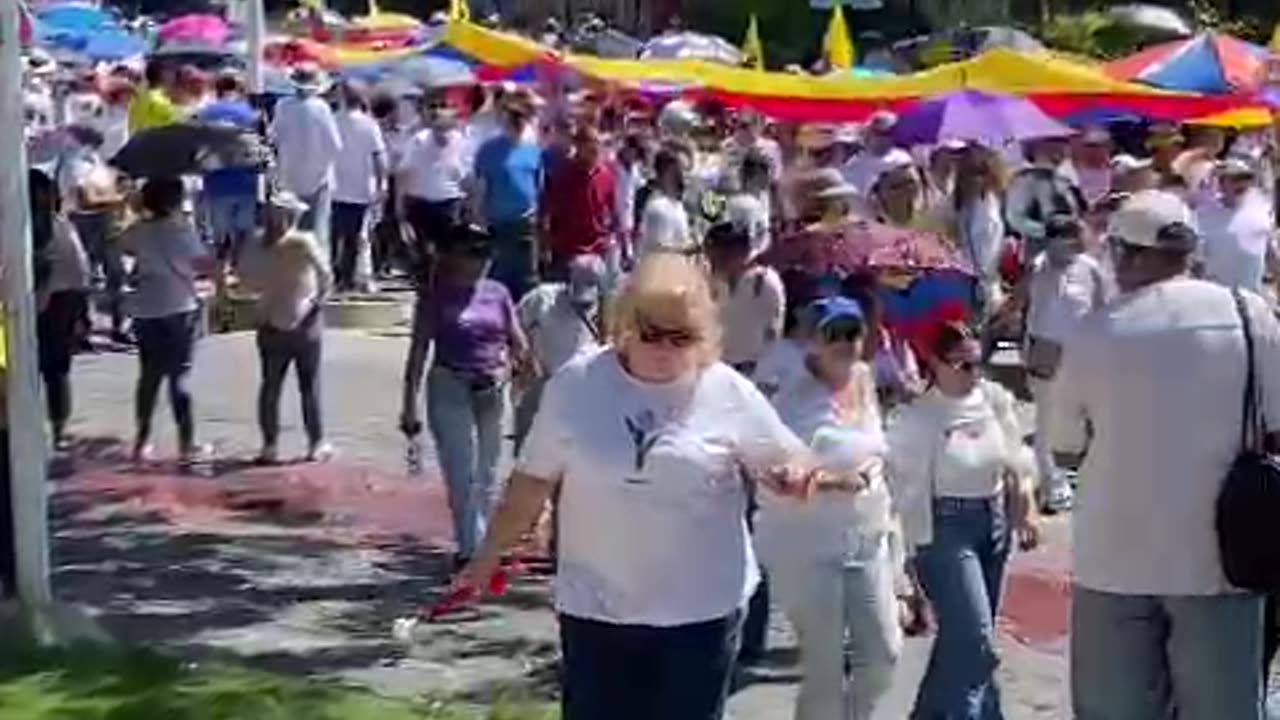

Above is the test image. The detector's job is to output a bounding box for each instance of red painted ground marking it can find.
[58,458,458,549]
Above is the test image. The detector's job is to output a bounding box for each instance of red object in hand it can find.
[424,568,510,621]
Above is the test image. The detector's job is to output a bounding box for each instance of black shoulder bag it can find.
[1217,289,1280,592]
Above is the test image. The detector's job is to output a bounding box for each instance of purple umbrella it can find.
[893,90,1075,148]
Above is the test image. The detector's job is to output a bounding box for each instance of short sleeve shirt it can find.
[518,351,805,626]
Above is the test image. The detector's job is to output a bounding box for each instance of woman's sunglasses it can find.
[820,319,863,344]
[637,320,699,349]
[946,358,979,374]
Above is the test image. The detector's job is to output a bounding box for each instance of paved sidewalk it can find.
[49,330,1268,717]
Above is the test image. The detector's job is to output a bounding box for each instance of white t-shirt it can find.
[712,267,785,367]
[1027,253,1105,343]
[614,162,643,237]
[100,105,131,159]
[271,95,342,197]
[753,338,807,399]
[517,284,601,375]
[1050,279,1280,595]
[1196,192,1274,294]
[399,128,471,202]
[637,193,692,255]
[517,349,805,626]
[725,192,772,258]
[757,366,893,569]
[121,215,207,319]
[332,109,386,204]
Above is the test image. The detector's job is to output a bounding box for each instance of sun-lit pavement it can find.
[51,330,1272,717]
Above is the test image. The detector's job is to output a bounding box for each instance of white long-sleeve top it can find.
[756,363,894,569]
[886,380,1033,552]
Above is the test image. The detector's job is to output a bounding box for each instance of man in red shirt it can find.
[538,124,618,281]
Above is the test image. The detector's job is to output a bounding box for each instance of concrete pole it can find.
[245,0,266,95]
[0,0,51,606]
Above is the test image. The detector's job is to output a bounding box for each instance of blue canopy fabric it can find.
[36,3,112,32]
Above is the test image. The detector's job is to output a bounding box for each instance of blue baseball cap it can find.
[808,296,865,331]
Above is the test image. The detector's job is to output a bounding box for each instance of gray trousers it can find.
[256,315,323,448]
[1071,586,1265,720]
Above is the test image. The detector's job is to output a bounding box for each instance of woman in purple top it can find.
[400,225,528,568]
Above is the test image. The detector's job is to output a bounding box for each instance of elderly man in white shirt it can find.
[1022,216,1107,514]
[512,255,605,450]
[397,106,472,260]
[1194,157,1276,295]
[271,65,343,257]
[1050,190,1276,720]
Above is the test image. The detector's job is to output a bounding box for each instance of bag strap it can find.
[1231,288,1264,453]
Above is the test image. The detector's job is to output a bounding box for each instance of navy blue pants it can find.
[134,310,199,451]
[559,611,742,720]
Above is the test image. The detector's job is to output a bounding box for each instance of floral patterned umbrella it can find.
[761,219,974,277]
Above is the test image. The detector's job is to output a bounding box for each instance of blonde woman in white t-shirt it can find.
[886,322,1039,720]
[758,295,903,720]
[457,254,824,720]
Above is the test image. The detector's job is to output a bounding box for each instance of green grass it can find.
[0,638,558,720]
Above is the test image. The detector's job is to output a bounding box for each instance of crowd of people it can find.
[18,50,1280,720]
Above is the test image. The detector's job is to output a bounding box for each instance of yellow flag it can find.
[449,0,471,22]
[1271,21,1280,53]
[742,13,765,70]
[823,3,854,71]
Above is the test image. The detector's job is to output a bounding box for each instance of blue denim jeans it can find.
[1071,586,1265,720]
[911,496,1010,720]
[488,218,537,301]
[204,193,257,259]
[425,365,507,559]
[330,201,370,290]
[559,611,743,720]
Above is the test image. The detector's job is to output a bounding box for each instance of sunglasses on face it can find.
[945,357,979,373]
[637,320,699,349]
[820,319,863,344]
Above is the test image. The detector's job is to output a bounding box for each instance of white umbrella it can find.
[1108,4,1194,37]
[391,55,476,89]
[640,31,743,65]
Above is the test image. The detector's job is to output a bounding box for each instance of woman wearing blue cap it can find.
[755,295,904,720]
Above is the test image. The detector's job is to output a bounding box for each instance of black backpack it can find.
[1216,289,1280,593]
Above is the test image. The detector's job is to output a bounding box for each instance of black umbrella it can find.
[110,122,267,177]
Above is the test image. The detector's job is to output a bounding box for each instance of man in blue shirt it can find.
[471,91,542,300]
[198,71,260,263]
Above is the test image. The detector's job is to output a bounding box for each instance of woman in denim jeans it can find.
[400,225,527,570]
[887,323,1040,720]
[238,192,334,464]
[453,254,820,720]
[119,176,212,466]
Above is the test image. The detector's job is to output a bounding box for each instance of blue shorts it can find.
[204,194,257,259]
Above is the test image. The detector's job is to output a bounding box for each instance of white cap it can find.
[1111,154,1153,173]
[1217,156,1257,177]
[871,148,917,187]
[266,190,310,215]
[1106,190,1197,251]
[865,110,897,133]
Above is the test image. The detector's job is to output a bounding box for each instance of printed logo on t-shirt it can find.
[623,409,662,476]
